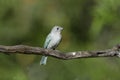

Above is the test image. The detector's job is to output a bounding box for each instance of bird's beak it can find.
[61,27,63,30]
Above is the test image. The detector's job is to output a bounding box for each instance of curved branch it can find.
[0,44,120,59]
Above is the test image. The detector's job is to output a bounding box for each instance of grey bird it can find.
[40,26,63,65]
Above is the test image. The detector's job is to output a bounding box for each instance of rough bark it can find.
[0,44,120,60]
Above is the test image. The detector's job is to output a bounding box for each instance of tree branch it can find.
[0,44,120,59]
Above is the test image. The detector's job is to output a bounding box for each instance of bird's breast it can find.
[47,33,61,49]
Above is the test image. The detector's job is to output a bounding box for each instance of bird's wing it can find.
[43,34,51,49]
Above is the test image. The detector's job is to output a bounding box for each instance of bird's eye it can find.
[57,28,59,30]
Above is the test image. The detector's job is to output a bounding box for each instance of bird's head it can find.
[51,26,63,33]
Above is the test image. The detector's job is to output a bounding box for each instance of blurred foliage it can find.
[0,0,120,80]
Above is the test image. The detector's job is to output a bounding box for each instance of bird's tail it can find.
[40,56,48,65]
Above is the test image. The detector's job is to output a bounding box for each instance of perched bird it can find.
[40,26,63,65]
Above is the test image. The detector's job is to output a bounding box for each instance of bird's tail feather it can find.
[40,56,48,65]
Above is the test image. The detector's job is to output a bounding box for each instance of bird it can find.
[40,26,63,65]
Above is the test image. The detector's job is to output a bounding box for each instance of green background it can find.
[0,0,120,80]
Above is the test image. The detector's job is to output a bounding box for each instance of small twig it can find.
[0,44,120,60]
